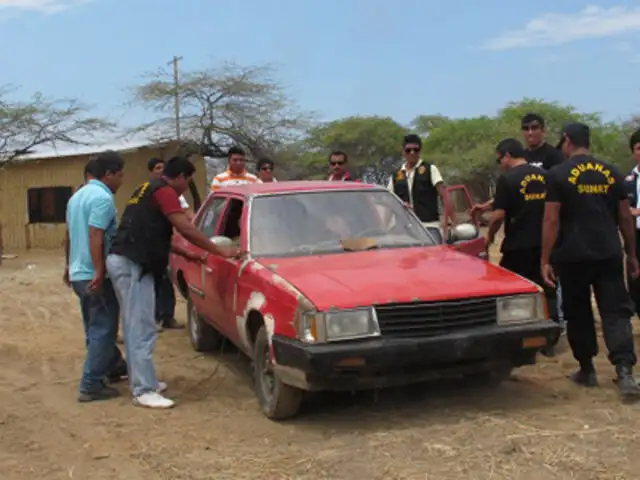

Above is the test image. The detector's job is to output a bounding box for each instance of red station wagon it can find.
[170,181,561,420]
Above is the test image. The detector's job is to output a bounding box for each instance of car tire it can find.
[253,325,303,420]
[186,297,223,352]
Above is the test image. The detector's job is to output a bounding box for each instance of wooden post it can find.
[0,222,3,266]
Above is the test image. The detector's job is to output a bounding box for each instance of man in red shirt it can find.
[107,157,237,409]
[327,151,354,181]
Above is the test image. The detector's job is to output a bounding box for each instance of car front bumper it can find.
[271,322,562,391]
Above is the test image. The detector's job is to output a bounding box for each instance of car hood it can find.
[255,246,539,311]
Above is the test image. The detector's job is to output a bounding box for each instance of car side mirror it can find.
[446,223,479,244]
[210,236,233,248]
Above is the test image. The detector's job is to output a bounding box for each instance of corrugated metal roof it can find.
[17,140,165,160]
[10,130,175,162]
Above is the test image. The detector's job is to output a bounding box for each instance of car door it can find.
[189,195,228,318]
[442,185,487,259]
[201,195,247,343]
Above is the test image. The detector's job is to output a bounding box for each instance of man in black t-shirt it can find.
[541,122,640,399]
[623,129,640,317]
[471,113,562,213]
[485,139,560,354]
[521,113,564,170]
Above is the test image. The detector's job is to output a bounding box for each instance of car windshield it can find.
[249,190,437,257]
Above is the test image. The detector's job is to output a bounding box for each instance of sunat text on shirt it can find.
[568,161,616,195]
[519,173,546,201]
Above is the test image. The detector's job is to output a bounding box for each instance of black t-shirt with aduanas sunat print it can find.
[546,154,627,264]
[493,163,547,253]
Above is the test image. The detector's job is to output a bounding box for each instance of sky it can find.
[2,0,640,131]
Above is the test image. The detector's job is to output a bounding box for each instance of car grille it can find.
[374,297,497,338]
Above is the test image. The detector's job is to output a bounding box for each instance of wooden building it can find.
[0,141,207,251]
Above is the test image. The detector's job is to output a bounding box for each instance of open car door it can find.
[442,185,488,260]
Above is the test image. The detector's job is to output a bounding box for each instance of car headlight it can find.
[497,294,545,325]
[296,307,381,343]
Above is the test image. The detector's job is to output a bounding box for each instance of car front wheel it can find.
[186,297,223,352]
[253,326,303,420]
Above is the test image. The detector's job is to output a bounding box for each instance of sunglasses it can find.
[330,161,345,166]
[521,124,541,132]
[260,166,273,171]
[404,147,420,154]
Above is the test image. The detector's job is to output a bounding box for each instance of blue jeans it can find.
[154,270,176,322]
[72,279,122,394]
[106,254,161,397]
[556,280,566,329]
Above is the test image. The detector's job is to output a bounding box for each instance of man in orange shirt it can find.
[210,146,258,191]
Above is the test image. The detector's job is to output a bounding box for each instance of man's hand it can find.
[627,255,640,279]
[63,266,71,287]
[470,203,485,216]
[88,271,105,293]
[541,263,556,288]
[218,246,243,258]
[404,202,412,209]
[631,208,640,217]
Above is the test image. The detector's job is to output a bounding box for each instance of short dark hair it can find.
[147,157,164,172]
[521,113,545,128]
[257,158,274,170]
[228,146,245,157]
[630,129,640,152]
[163,156,196,179]
[329,150,348,162]
[403,134,422,147]
[496,138,526,159]
[559,123,590,149]
[91,150,124,179]
[83,158,99,179]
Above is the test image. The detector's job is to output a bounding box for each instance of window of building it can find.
[27,187,73,224]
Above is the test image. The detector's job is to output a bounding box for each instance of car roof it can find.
[216,180,382,196]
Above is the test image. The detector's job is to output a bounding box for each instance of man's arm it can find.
[87,197,115,286]
[541,202,560,265]
[431,165,455,223]
[89,227,106,280]
[619,199,637,260]
[485,175,508,245]
[154,188,234,256]
[64,228,70,268]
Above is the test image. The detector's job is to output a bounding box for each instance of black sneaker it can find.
[568,367,598,387]
[78,385,121,403]
[107,362,128,384]
[161,318,185,330]
[615,365,640,400]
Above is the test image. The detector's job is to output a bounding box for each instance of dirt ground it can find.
[2,249,640,480]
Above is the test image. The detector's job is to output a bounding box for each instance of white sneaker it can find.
[157,382,167,393]
[133,392,174,409]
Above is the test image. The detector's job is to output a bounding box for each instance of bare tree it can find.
[0,86,113,167]
[129,61,313,159]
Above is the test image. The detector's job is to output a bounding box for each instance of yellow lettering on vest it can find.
[127,182,150,205]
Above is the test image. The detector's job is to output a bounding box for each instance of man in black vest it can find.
[106,156,237,409]
[388,134,446,241]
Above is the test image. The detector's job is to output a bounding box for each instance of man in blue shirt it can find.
[66,151,127,402]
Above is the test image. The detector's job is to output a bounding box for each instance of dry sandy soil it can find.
[2,248,640,480]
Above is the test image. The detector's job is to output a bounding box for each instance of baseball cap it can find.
[556,122,590,149]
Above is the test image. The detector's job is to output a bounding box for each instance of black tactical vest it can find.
[392,162,439,222]
[110,178,175,277]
